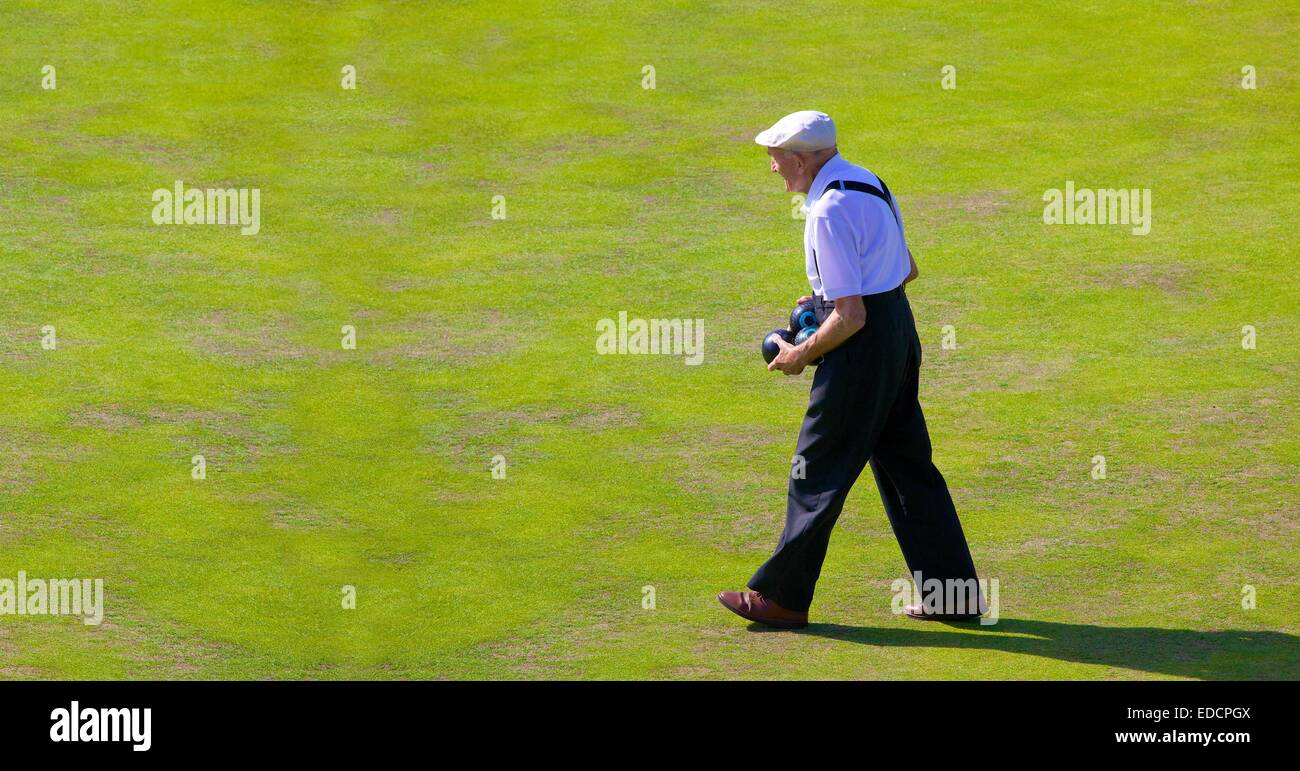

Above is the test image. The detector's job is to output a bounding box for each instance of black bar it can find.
[0,681,1287,757]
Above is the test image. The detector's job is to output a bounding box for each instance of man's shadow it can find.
[749,618,1299,679]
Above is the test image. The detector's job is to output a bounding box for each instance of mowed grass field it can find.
[0,0,1296,680]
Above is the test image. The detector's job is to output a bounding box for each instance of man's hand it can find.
[770,295,867,377]
[797,295,812,304]
[766,334,807,376]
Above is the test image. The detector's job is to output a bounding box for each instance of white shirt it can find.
[801,153,910,300]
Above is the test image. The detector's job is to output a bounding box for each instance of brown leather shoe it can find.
[717,590,808,629]
[904,603,983,622]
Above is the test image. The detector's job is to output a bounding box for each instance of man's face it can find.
[767,147,813,193]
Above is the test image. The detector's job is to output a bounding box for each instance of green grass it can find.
[0,0,1296,679]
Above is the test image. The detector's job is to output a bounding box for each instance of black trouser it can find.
[748,287,979,612]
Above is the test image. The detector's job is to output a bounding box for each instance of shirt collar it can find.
[803,152,849,212]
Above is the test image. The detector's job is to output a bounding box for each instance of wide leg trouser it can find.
[747,290,978,613]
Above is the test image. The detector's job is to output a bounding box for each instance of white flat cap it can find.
[754,110,836,152]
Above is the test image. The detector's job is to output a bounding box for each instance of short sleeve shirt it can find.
[801,153,910,300]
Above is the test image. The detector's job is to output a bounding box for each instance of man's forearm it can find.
[794,309,862,365]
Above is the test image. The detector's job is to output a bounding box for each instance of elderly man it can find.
[718,110,983,629]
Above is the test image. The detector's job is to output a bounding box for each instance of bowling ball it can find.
[789,301,817,332]
[793,325,824,366]
[761,328,795,364]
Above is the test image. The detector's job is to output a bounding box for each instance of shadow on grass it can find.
[748,618,1299,680]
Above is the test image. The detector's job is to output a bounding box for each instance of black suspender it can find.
[824,178,900,227]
